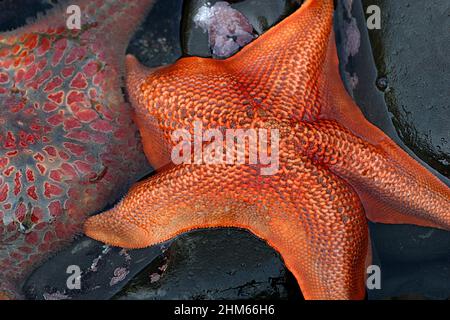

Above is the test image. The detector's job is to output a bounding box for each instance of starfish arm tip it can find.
[84,211,150,249]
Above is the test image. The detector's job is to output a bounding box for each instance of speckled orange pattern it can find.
[85,0,450,300]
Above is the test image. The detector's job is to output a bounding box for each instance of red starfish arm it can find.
[297,120,450,230]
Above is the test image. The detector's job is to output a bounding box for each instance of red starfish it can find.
[0,0,155,299]
[85,0,450,299]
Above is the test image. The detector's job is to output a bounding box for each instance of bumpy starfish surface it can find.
[85,0,450,299]
[0,0,154,299]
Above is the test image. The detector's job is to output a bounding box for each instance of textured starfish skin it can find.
[0,0,154,299]
[85,0,450,299]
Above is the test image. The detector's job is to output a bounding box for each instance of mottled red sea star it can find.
[84,0,449,299]
[0,0,155,298]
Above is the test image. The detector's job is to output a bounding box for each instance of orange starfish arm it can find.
[297,120,450,230]
[85,164,260,248]
[85,161,369,299]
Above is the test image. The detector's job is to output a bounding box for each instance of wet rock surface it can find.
[23,236,170,300]
[370,257,450,300]
[114,229,300,300]
[0,0,53,32]
[362,0,450,178]
[2,0,449,300]
[127,0,183,67]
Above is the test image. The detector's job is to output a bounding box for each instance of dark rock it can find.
[127,0,183,67]
[368,258,450,300]
[0,0,54,32]
[370,224,450,264]
[23,236,170,300]
[114,229,301,300]
[362,0,450,178]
